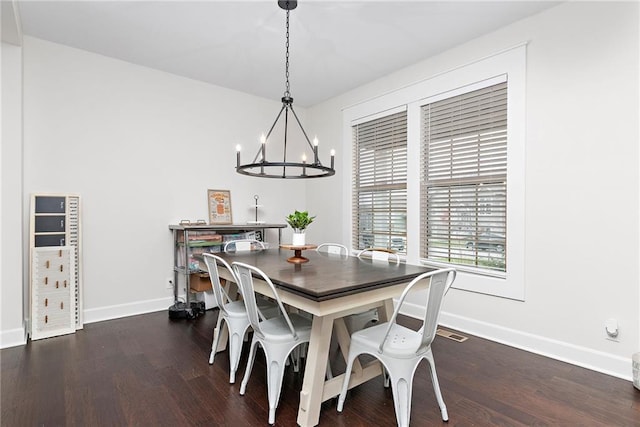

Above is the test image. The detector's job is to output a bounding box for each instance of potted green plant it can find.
[286,210,315,246]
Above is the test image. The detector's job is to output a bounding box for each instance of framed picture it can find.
[208,189,233,224]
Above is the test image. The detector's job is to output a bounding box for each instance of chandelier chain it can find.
[284,7,291,98]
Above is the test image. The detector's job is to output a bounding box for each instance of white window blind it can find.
[352,111,407,252]
[421,82,507,273]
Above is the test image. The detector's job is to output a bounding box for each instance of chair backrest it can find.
[223,239,266,253]
[231,261,298,341]
[380,268,456,355]
[202,253,236,316]
[356,247,400,264]
[316,243,349,256]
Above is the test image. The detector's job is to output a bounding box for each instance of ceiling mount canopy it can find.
[235,0,335,179]
[277,0,297,10]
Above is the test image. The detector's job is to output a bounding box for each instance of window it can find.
[343,45,525,299]
[421,82,507,274]
[352,111,407,252]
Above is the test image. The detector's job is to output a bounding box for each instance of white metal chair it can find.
[223,239,265,253]
[316,242,349,256]
[345,248,401,333]
[202,253,277,383]
[232,261,312,425]
[356,247,400,264]
[337,268,457,426]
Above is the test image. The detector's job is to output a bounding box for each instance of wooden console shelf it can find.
[168,223,287,314]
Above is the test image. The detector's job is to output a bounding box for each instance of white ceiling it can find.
[16,0,560,107]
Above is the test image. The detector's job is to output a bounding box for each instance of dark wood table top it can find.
[218,248,434,301]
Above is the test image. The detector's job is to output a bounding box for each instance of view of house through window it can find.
[420,82,507,273]
[352,111,407,252]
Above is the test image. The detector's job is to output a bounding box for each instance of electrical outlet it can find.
[165,277,174,289]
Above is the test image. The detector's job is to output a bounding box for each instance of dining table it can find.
[215,247,434,427]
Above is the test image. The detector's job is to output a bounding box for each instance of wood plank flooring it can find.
[2,310,639,426]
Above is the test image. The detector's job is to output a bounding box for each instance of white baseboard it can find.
[0,297,173,349]
[83,296,173,324]
[400,302,633,381]
[0,326,27,349]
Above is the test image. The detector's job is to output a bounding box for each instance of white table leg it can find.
[297,314,333,427]
[378,298,394,323]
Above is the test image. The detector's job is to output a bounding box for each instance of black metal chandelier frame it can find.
[235,0,335,179]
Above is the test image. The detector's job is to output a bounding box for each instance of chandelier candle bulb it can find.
[236,145,241,167]
[260,134,266,161]
[330,149,335,169]
[313,137,319,164]
[302,154,307,175]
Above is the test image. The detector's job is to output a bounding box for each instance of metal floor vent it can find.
[436,328,469,343]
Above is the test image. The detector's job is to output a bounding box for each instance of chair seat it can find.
[223,300,250,317]
[259,313,312,342]
[257,297,280,318]
[352,322,422,359]
[223,298,278,316]
[225,294,278,317]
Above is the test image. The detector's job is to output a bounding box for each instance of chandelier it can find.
[235,0,335,179]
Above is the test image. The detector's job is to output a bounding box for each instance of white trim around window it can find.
[342,44,526,300]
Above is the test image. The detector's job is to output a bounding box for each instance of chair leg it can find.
[426,351,448,422]
[383,368,390,388]
[228,328,245,384]
[326,358,333,380]
[388,369,414,427]
[336,353,357,412]
[266,355,285,424]
[266,343,301,425]
[326,327,339,380]
[240,339,259,395]
[209,316,225,365]
[291,345,301,373]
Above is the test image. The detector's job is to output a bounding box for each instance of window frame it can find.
[342,45,526,300]
[420,79,508,276]
[351,109,408,253]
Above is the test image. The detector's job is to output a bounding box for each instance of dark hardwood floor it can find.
[2,309,639,426]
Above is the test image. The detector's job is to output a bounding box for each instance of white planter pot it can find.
[292,232,306,246]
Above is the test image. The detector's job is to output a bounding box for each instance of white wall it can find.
[17,36,307,327]
[1,40,25,348]
[308,1,639,379]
